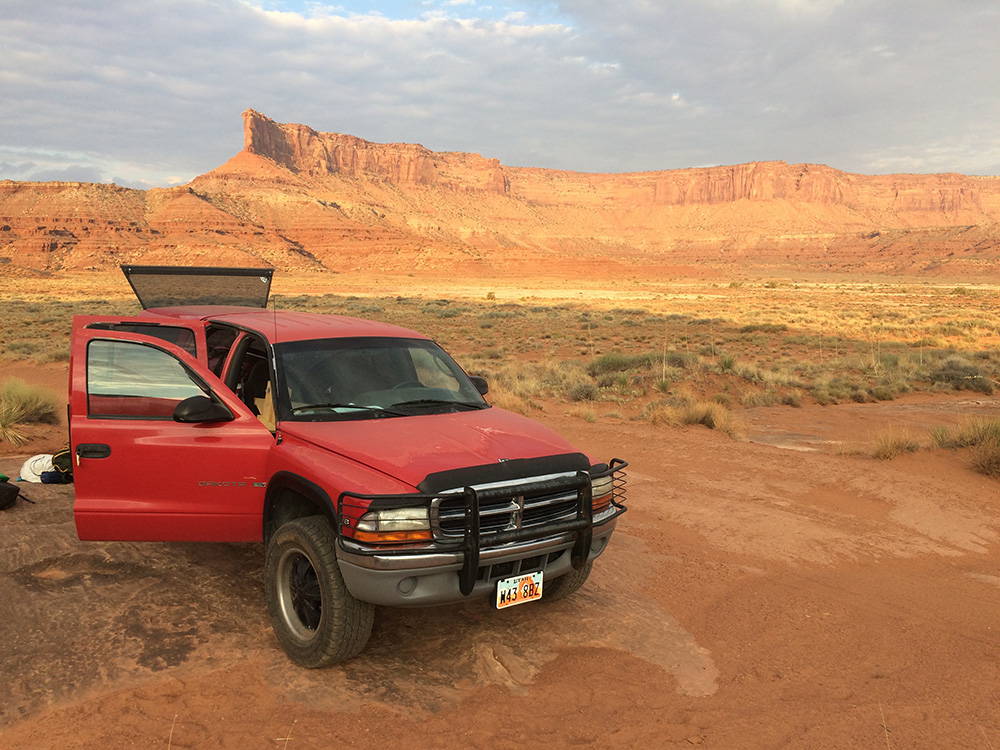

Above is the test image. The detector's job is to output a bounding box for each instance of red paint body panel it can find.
[279,408,577,489]
[141,306,429,344]
[70,322,273,542]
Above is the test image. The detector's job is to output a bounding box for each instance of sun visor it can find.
[121,265,274,309]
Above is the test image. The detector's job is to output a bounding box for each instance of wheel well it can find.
[263,474,338,545]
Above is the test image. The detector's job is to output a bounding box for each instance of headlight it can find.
[355,505,432,543]
[591,475,613,511]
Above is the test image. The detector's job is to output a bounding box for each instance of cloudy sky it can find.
[2,0,998,187]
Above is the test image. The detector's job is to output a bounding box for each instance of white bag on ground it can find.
[19,454,54,483]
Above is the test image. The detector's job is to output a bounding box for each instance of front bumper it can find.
[335,459,628,608]
[338,518,618,606]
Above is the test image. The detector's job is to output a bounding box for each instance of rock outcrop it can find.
[243,109,509,193]
[1,110,999,276]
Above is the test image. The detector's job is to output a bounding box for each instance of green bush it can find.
[586,352,654,377]
[929,357,993,394]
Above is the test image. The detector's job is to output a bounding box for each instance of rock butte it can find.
[1,109,999,277]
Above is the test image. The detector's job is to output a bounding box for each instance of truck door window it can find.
[87,339,210,419]
[205,325,240,376]
[229,336,275,429]
[86,323,197,357]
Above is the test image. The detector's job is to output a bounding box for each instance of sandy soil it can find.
[0,397,997,749]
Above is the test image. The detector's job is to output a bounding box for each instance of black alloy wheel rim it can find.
[288,552,322,631]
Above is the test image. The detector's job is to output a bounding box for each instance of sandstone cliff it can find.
[2,109,998,276]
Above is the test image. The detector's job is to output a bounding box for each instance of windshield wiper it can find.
[388,399,487,411]
[291,403,408,417]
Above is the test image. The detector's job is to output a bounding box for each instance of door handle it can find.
[76,443,111,459]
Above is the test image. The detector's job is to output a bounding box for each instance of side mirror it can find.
[469,375,489,395]
[173,395,233,423]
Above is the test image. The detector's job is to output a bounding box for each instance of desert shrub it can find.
[586,352,654,376]
[487,383,536,415]
[677,401,736,436]
[0,378,60,425]
[971,440,1000,478]
[569,406,597,423]
[812,388,836,406]
[735,364,765,383]
[665,351,698,369]
[349,303,384,315]
[7,341,40,356]
[931,419,1000,449]
[610,308,646,316]
[929,425,953,449]
[929,357,993,393]
[739,323,788,334]
[568,382,599,402]
[869,385,898,401]
[781,392,803,408]
[871,430,922,460]
[0,400,27,446]
[741,390,779,407]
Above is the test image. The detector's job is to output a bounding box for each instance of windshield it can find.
[275,337,487,421]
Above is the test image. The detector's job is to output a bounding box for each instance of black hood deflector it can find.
[417,453,589,493]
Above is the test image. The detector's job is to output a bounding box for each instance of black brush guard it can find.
[337,458,628,596]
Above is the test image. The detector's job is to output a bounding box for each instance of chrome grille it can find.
[433,483,581,538]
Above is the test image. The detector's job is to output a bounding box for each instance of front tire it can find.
[265,515,374,667]
[543,561,593,602]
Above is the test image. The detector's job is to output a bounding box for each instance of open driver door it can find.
[69,322,274,542]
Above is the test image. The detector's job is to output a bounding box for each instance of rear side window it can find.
[86,323,197,357]
[87,339,209,419]
[206,325,240,376]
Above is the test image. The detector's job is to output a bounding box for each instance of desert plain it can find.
[0,113,998,748]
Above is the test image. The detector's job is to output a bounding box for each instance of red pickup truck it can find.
[70,266,628,666]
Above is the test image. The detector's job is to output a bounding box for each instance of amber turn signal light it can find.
[592,493,613,512]
[353,529,433,544]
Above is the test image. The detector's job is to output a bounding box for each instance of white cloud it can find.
[0,0,997,186]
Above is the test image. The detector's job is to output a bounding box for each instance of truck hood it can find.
[278,407,580,489]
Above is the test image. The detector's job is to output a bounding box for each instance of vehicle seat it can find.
[241,358,270,415]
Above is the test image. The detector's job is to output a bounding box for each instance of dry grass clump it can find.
[930,418,1000,449]
[643,395,737,437]
[930,419,1000,479]
[870,429,923,460]
[0,378,60,446]
[569,406,598,423]
[0,400,28,447]
[486,382,536,415]
[971,440,1000,478]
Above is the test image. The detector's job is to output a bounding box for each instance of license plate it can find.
[495,571,543,609]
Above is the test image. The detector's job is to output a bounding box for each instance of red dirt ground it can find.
[0,396,997,749]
